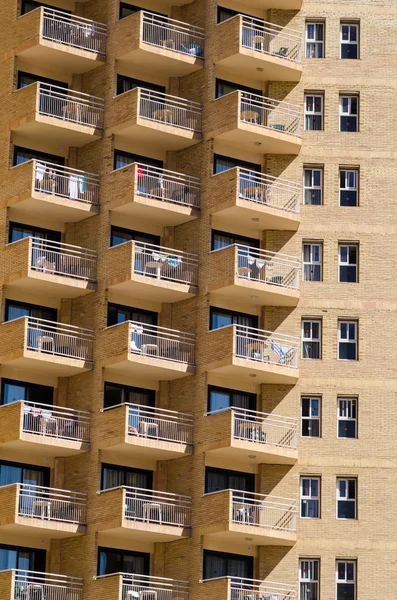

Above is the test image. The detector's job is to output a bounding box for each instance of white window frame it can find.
[304,167,323,205]
[303,243,322,281]
[338,244,358,283]
[305,22,324,58]
[336,478,357,519]
[337,398,357,439]
[336,560,356,600]
[304,94,323,131]
[338,320,358,360]
[339,169,358,206]
[299,559,319,600]
[302,320,322,359]
[300,477,320,518]
[301,396,321,438]
[339,96,358,132]
[340,23,359,59]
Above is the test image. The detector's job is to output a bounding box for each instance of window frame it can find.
[338,320,358,361]
[299,558,320,600]
[1,378,53,407]
[301,319,322,359]
[336,478,357,520]
[339,169,358,207]
[302,242,323,282]
[107,302,158,327]
[336,560,356,600]
[97,546,150,576]
[301,396,321,438]
[339,95,359,132]
[337,397,358,439]
[338,244,358,283]
[103,382,155,410]
[300,476,321,519]
[0,542,46,573]
[303,167,323,206]
[205,466,255,494]
[305,22,324,59]
[304,94,324,131]
[340,23,359,59]
[203,549,254,580]
[207,385,257,414]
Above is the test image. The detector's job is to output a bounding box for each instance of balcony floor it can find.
[17,40,105,75]
[4,270,96,300]
[201,523,296,546]
[106,274,196,303]
[97,520,190,544]
[209,122,302,155]
[104,352,196,381]
[0,518,86,540]
[204,439,297,466]
[208,277,300,308]
[13,116,102,148]
[211,199,300,234]
[0,435,89,459]
[100,435,192,462]
[202,356,299,385]
[110,193,199,228]
[119,46,203,77]
[8,191,98,223]
[215,50,302,83]
[0,351,93,378]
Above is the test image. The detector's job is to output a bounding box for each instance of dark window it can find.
[98,547,150,576]
[0,459,50,487]
[9,221,61,244]
[205,467,254,494]
[341,24,358,59]
[107,303,157,327]
[116,74,165,96]
[5,299,57,322]
[104,382,155,409]
[213,154,261,175]
[340,96,358,132]
[1,378,53,406]
[0,543,46,572]
[210,307,258,331]
[208,385,256,413]
[113,149,163,171]
[13,146,64,167]
[17,71,68,90]
[301,397,321,437]
[21,0,71,15]
[101,463,153,490]
[211,229,259,251]
[217,7,251,23]
[203,550,253,580]
[215,79,261,99]
[110,226,160,248]
[119,2,165,20]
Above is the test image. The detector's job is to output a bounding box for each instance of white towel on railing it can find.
[36,162,46,183]
[69,175,79,199]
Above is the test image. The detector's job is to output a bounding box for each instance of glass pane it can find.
[314,97,322,112]
[339,420,356,438]
[339,342,357,360]
[349,246,357,263]
[300,582,318,600]
[211,312,232,330]
[311,400,319,416]
[337,583,355,600]
[316,24,324,41]
[341,44,357,59]
[6,304,31,321]
[312,170,321,186]
[340,246,348,263]
[311,479,319,496]
[305,189,321,205]
[349,27,357,42]
[0,548,18,570]
[350,97,358,113]
[341,115,358,132]
[340,265,357,283]
[302,398,310,417]
[341,25,349,40]
[311,322,319,338]
[209,390,231,412]
[339,480,346,497]
[346,563,354,580]
[348,480,356,498]
[348,323,356,339]
[340,323,348,339]
[338,500,355,519]
[307,24,315,39]
[3,383,27,405]
[340,190,357,207]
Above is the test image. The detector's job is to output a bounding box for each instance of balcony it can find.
[11,83,104,147]
[204,325,299,384]
[0,317,94,377]
[102,321,195,381]
[16,7,107,74]
[108,87,202,151]
[106,241,198,303]
[206,91,301,155]
[0,400,90,458]
[202,577,296,600]
[2,237,97,299]
[0,483,86,539]
[94,574,189,600]
[213,16,302,82]
[202,408,297,465]
[207,245,299,307]
[6,160,99,223]
[96,486,191,543]
[109,162,199,227]
[209,168,300,233]
[115,11,204,77]
[98,403,192,461]
[1,570,83,600]
[197,490,296,546]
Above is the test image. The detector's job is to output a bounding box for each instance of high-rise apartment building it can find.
[0,0,395,599]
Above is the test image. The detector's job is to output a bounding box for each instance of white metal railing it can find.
[38,83,104,128]
[241,16,301,63]
[139,88,202,131]
[42,8,107,55]
[120,574,189,600]
[17,484,87,524]
[142,11,204,57]
[100,486,191,527]
[120,403,193,444]
[238,169,300,213]
[25,317,94,361]
[133,241,198,286]
[27,238,97,281]
[22,401,90,443]
[133,162,200,209]
[13,570,83,600]
[234,325,299,368]
[230,490,297,532]
[228,577,296,600]
[206,407,297,449]
[129,321,195,365]
[33,160,100,205]
[239,91,301,136]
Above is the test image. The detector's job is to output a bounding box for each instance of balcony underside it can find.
[110,193,199,227]
[110,118,201,151]
[8,191,98,223]
[200,523,296,546]
[211,199,300,234]
[3,271,96,300]
[12,115,102,148]
[209,123,301,155]
[100,435,192,462]
[96,519,189,543]
[202,356,298,385]
[208,277,299,308]
[203,438,297,466]
[215,51,302,83]
[104,353,196,381]
[0,518,86,540]
[106,275,196,303]
[238,0,302,7]
[17,40,105,75]
[119,46,203,77]
[0,434,89,459]
[0,350,92,378]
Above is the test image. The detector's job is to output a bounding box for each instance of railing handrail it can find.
[105,319,195,342]
[38,82,105,106]
[239,90,300,116]
[205,488,297,508]
[99,485,192,504]
[30,159,100,181]
[10,399,90,419]
[241,15,301,40]
[205,406,297,424]
[103,402,193,421]
[238,168,301,193]
[116,239,199,263]
[13,569,83,587]
[139,87,202,111]
[211,243,299,267]
[42,6,108,31]
[221,323,299,345]
[142,11,204,36]
[132,162,200,185]
[25,316,94,338]
[17,483,87,499]
[8,235,97,258]
[97,573,189,587]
